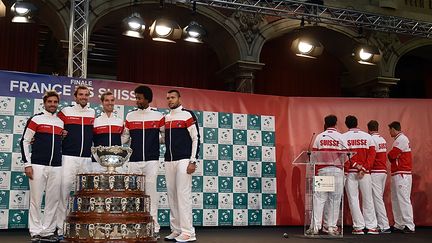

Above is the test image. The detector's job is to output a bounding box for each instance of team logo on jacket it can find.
[248,209,262,225]
[218,209,233,225]
[0,97,15,115]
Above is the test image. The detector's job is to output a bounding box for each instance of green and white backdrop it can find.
[0,70,277,229]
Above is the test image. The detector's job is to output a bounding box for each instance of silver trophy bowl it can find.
[91,146,132,173]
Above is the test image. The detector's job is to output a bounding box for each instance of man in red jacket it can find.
[388,121,415,233]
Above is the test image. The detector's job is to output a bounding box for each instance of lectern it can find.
[293,150,353,238]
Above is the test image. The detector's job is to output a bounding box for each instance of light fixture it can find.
[11,1,36,23]
[1,0,6,18]
[353,44,381,65]
[149,18,182,43]
[291,37,324,58]
[183,21,206,43]
[123,13,146,38]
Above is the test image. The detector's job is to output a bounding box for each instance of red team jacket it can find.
[388,132,412,175]
[343,128,376,173]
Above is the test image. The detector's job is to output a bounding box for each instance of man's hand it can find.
[357,170,365,180]
[62,129,68,138]
[25,167,34,180]
[186,162,197,174]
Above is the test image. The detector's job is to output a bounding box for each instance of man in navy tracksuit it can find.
[92,91,124,172]
[163,90,200,243]
[56,85,95,236]
[121,85,164,239]
[21,90,64,242]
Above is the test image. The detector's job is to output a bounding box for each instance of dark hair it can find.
[100,91,114,102]
[324,115,337,128]
[388,121,401,131]
[345,115,358,129]
[74,85,90,97]
[167,89,181,98]
[134,85,153,103]
[43,90,60,103]
[367,120,379,131]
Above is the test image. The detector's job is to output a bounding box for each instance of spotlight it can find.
[149,18,182,43]
[291,37,324,58]
[123,13,146,38]
[183,21,206,43]
[353,44,381,65]
[11,1,36,23]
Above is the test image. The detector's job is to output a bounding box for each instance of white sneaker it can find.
[164,232,180,241]
[174,233,196,242]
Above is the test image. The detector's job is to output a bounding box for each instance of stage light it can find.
[353,44,381,65]
[183,21,206,43]
[123,14,146,38]
[149,18,182,43]
[11,1,36,23]
[291,37,324,58]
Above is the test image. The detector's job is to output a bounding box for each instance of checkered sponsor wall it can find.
[0,71,277,228]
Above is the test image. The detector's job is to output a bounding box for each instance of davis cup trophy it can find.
[91,145,132,173]
[63,146,157,243]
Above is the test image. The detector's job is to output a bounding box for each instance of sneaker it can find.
[40,234,59,242]
[392,227,404,233]
[164,232,180,241]
[31,235,41,242]
[174,233,196,242]
[367,228,379,235]
[154,232,161,240]
[352,229,365,235]
[305,228,319,235]
[326,227,340,236]
[402,227,415,234]
[380,228,392,234]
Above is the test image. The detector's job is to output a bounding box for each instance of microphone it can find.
[307,133,316,154]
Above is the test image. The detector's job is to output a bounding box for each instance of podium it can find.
[293,150,353,238]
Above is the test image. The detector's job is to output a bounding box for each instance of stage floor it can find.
[0,226,430,243]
